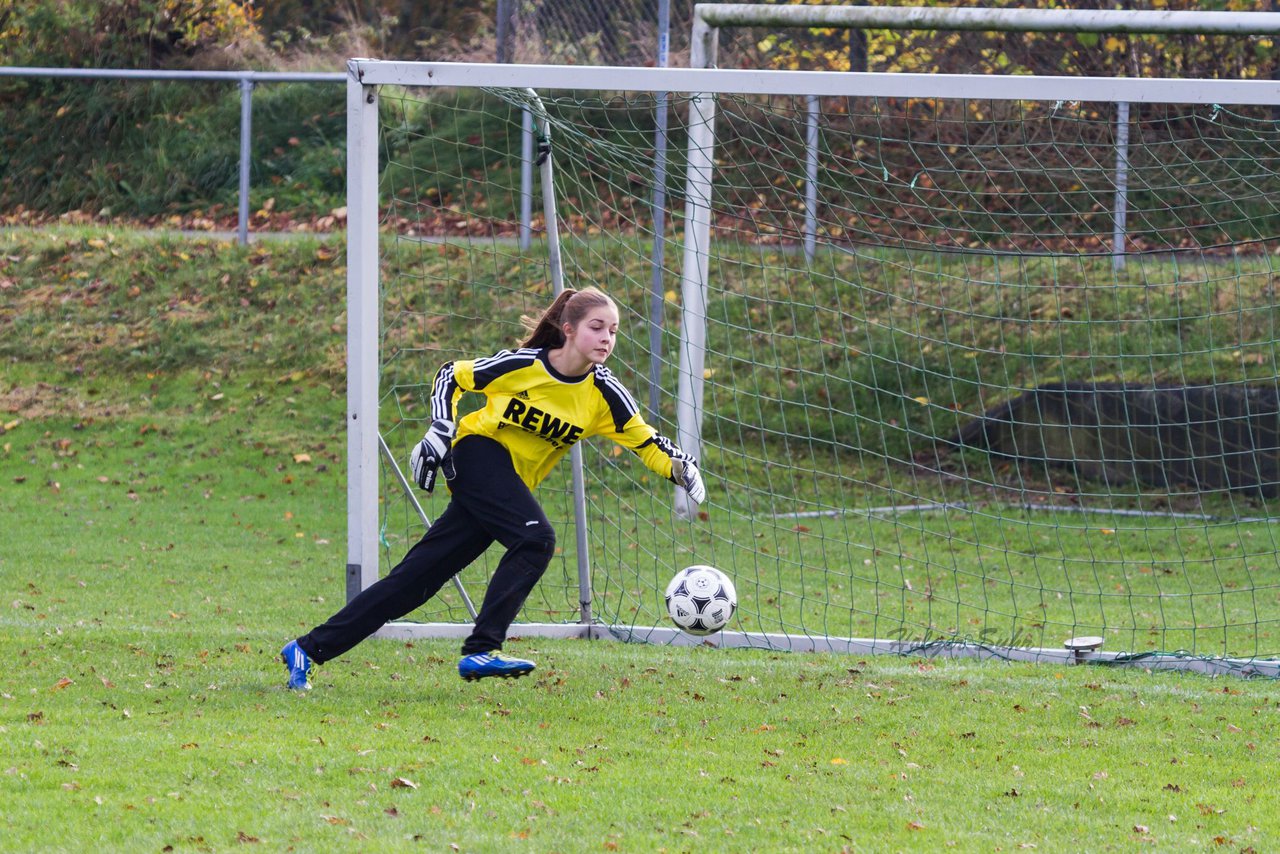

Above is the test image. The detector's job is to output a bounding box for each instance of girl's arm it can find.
[593,371,706,505]
[430,360,462,423]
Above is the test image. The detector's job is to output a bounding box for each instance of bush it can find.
[0,0,261,69]
[0,2,350,219]
[0,77,345,219]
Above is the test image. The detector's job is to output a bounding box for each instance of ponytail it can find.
[520,289,577,349]
[519,286,614,349]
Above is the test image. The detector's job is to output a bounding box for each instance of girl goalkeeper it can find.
[281,286,706,688]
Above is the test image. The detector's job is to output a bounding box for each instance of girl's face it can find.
[563,302,620,368]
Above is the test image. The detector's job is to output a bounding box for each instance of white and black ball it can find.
[664,565,737,636]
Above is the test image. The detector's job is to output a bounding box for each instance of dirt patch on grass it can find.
[0,382,134,420]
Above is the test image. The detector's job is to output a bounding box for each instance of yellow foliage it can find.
[743,0,1276,79]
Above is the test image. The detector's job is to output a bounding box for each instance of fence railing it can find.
[0,67,345,245]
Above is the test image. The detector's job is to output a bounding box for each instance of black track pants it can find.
[296,436,556,662]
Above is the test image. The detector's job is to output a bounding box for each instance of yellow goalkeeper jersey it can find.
[430,348,686,490]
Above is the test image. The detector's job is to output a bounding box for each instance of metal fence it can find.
[4,2,1278,249]
[0,67,344,245]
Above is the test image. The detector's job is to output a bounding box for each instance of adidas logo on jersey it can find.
[515,390,531,400]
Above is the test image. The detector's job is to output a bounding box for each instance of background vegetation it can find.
[2,0,1278,226]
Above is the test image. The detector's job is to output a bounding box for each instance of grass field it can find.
[3,420,1278,850]
[3,227,1280,850]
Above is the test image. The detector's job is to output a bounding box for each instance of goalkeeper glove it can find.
[672,457,706,506]
[410,419,455,492]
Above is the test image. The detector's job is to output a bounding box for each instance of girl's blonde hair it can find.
[519,286,616,349]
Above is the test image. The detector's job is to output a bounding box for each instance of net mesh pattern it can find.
[371,85,1280,666]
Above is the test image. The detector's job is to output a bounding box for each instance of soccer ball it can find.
[664,565,737,636]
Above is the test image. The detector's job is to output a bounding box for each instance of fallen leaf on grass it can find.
[50,678,73,692]
[390,777,418,790]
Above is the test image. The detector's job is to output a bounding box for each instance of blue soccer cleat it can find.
[458,651,536,681]
[280,639,312,691]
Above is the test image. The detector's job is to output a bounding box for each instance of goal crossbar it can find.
[349,60,1280,107]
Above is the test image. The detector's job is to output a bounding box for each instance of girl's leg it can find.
[295,499,493,663]
[445,437,557,655]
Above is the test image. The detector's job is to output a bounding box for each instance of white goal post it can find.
[347,44,1280,675]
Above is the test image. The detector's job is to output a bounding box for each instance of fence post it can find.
[238,77,254,246]
[647,0,672,421]
[496,0,515,64]
[520,109,533,250]
[1113,100,1130,271]
[804,95,819,264]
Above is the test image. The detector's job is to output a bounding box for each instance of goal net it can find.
[347,60,1280,675]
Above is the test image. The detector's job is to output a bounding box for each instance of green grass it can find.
[3,226,1280,848]
[3,435,1279,852]
[1,399,1277,850]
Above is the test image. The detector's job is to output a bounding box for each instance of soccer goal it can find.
[347,48,1280,676]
